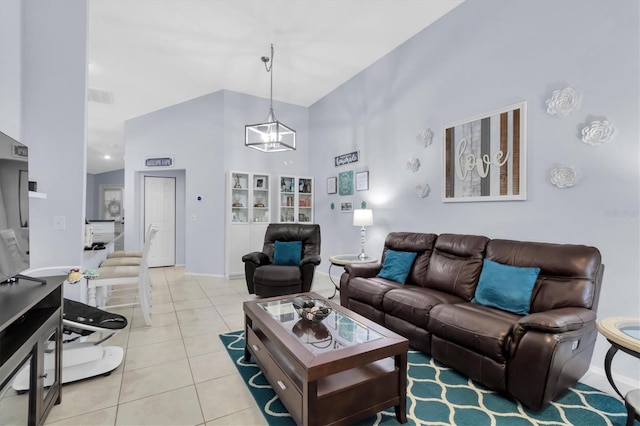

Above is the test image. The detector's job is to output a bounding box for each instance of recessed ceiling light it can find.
[104,155,111,160]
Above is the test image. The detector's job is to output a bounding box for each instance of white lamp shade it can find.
[353,209,373,227]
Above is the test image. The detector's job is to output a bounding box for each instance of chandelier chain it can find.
[261,44,275,114]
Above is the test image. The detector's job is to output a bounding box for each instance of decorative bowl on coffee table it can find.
[292,296,332,322]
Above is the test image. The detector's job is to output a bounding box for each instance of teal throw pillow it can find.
[377,249,418,284]
[273,241,302,266]
[473,259,541,315]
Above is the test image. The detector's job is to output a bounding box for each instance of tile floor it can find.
[40,266,618,425]
[44,266,339,426]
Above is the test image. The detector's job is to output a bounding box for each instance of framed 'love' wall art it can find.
[442,102,527,202]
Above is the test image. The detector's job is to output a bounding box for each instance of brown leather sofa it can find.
[339,232,604,410]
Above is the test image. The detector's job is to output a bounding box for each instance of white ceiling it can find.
[87,0,464,174]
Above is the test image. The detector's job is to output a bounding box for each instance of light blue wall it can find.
[86,173,96,220]
[222,90,310,175]
[310,0,639,385]
[124,90,309,274]
[0,0,87,270]
[124,92,226,273]
[0,0,21,137]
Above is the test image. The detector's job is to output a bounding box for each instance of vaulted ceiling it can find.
[87,0,464,174]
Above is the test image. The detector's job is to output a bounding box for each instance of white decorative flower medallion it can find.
[550,166,578,188]
[415,182,430,198]
[581,120,614,146]
[416,128,434,148]
[546,87,580,117]
[406,157,421,172]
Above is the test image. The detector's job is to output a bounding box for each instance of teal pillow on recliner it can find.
[377,249,418,284]
[473,258,540,315]
[273,241,302,266]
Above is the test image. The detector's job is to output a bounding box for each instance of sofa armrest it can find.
[509,307,597,360]
[242,251,270,266]
[300,254,321,267]
[343,262,382,279]
[508,310,599,410]
[516,307,597,334]
[339,263,383,306]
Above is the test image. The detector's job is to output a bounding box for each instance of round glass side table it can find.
[327,254,378,299]
[597,317,640,426]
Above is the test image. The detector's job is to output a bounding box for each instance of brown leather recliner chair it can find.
[242,223,321,297]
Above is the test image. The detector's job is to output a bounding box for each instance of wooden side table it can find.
[327,254,378,299]
[597,317,640,426]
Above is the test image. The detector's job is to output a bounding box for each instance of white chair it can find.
[103,224,155,260]
[99,224,157,268]
[88,225,158,326]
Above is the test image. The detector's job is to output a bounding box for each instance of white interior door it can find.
[144,176,176,267]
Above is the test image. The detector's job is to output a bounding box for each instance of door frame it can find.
[135,170,186,266]
[144,175,176,267]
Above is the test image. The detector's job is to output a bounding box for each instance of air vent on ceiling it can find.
[88,88,114,104]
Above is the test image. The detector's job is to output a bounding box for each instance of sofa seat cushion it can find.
[347,276,402,310]
[383,286,466,329]
[429,302,520,363]
[254,265,301,287]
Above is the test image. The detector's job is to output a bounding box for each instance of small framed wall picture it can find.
[256,177,264,188]
[356,170,369,191]
[340,201,353,213]
[327,176,337,194]
[338,170,354,195]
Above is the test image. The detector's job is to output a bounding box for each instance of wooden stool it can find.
[625,389,640,426]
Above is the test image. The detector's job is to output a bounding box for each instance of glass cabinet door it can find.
[0,354,33,426]
[252,174,270,223]
[279,176,296,222]
[231,172,249,223]
[41,329,58,405]
[278,175,314,223]
[297,178,313,223]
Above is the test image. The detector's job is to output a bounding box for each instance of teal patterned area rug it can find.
[220,330,631,426]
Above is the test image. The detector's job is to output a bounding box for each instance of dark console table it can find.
[0,276,64,425]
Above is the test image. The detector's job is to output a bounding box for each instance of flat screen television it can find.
[0,131,31,283]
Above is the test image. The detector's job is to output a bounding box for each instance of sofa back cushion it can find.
[424,234,490,300]
[485,239,603,312]
[382,232,437,286]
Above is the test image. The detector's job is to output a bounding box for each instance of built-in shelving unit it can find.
[28,191,47,199]
[278,175,314,223]
[225,171,272,279]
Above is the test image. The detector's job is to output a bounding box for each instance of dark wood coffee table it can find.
[244,292,408,426]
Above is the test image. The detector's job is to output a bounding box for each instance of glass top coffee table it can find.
[243,292,408,425]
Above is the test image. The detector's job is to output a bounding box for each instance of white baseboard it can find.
[582,365,640,398]
[184,272,225,278]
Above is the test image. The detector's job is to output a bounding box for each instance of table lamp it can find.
[353,209,374,260]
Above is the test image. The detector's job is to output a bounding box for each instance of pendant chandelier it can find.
[245,44,296,152]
